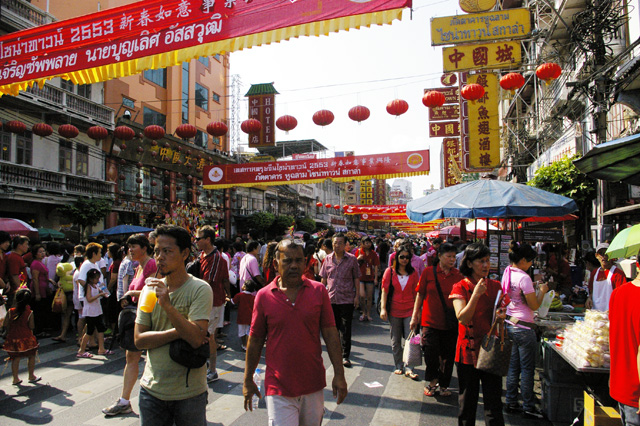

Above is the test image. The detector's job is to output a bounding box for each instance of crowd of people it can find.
[1,226,639,426]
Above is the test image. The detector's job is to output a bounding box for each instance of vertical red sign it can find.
[248,94,276,148]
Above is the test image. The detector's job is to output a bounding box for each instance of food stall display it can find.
[559,310,610,369]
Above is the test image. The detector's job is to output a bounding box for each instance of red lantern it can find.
[136,193,142,199]
[114,125,135,141]
[151,140,158,147]
[176,123,197,139]
[316,202,323,207]
[325,203,331,208]
[422,91,446,108]
[334,204,340,210]
[5,120,26,134]
[461,84,485,102]
[348,106,370,123]
[119,174,126,180]
[136,162,143,168]
[136,146,144,153]
[164,170,170,176]
[32,123,53,137]
[58,124,79,139]
[240,119,262,134]
[164,185,170,191]
[151,195,158,201]
[499,73,525,92]
[276,115,297,133]
[151,151,158,157]
[207,121,228,137]
[87,125,108,141]
[120,159,127,165]
[536,62,562,83]
[313,110,334,126]
[176,186,182,191]
[151,180,157,187]
[151,167,158,173]
[386,99,409,116]
[176,172,183,179]
[144,125,165,140]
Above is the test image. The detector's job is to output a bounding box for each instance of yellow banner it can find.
[468,73,500,169]
[431,8,531,46]
[443,41,521,72]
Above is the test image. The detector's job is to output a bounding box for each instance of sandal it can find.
[98,350,114,355]
[28,376,42,384]
[405,371,420,381]
[76,352,93,358]
[424,385,438,397]
[216,344,228,351]
[359,315,366,322]
[393,369,403,375]
[439,387,452,396]
[12,380,22,386]
[52,337,66,343]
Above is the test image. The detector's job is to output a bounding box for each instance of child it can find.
[230,281,256,351]
[77,269,112,358]
[3,288,41,385]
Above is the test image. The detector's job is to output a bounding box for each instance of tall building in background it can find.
[390,179,412,205]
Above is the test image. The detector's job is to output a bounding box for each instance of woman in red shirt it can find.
[410,242,463,397]
[450,242,506,426]
[380,245,420,380]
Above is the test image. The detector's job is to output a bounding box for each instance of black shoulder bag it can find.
[433,267,459,330]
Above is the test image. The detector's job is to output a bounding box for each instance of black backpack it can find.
[117,306,138,351]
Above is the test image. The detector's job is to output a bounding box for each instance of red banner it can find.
[203,150,429,189]
[0,0,410,94]
[344,205,406,214]
[361,214,408,221]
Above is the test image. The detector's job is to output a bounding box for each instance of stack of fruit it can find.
[559,310,610,368]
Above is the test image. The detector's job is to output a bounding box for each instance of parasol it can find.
[90,225,155,237]
[605,224,640,259]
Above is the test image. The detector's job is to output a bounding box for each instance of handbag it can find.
[402,330,423,367]
[51,287,67,313]
[169,333,210,387]
[433,267,458,330]
[476,296,513,376]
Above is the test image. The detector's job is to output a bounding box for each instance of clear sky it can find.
[229,0,462,200]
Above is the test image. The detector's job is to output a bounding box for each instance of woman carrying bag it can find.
[380,245,420,380]
[503,241,548,419]
[410,242,463,397]
[450,242,507,426]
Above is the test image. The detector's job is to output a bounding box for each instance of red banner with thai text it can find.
[203,150,429,189]
[0,0,410,91]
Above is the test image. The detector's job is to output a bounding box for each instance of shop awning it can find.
[573,133,640,185]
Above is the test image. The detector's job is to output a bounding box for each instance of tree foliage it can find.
[296,216,316,233]
[527,155,596,209]
[57,197,113,237]
[270,214,295,236]
[247,212,275,235]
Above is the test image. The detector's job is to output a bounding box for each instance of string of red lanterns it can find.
[461,84,485,103]
[422,91,446,108]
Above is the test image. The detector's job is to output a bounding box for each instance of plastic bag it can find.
[51,287,67,313]
[402,331,423,367]
[537,290,555,318]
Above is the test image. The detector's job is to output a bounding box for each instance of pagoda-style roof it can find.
[245,83,279,96]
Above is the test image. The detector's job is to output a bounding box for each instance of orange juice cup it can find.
[139,283,157,313]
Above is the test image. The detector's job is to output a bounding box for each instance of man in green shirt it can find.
[135,225,213,426]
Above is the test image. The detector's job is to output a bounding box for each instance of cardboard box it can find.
[584,391,621,426]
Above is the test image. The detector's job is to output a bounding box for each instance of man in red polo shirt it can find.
[243,239,347,424]
[195,225,230,383]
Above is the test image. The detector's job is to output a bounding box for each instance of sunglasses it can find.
[398,255,411,260]
[195,236,206,241]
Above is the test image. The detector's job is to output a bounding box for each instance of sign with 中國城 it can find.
[0,0,410,96]
[466,73,500,169]
[443,41,521,72]
[430,121,460,138]
[203,150,430,189]
[430,8,531,46]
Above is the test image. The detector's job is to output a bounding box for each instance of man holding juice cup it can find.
[134,225,212,426]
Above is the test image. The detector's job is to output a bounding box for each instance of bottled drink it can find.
[252,368,262,410]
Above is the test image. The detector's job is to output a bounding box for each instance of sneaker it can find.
[504,403,522,413]
[523,408,545,419]
[102,400,133,416]
[207,370,219,383]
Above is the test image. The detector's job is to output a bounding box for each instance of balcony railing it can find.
[1,0,54,28]
[0,161,115,199]
[22,84,115,128]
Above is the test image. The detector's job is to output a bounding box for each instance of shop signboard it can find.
[429,104,460,121]
[424,87,460,104]
[430,121,460,137]
[442,138,462,187]
[430,8,532,46]
[522,228,564,243]
[467,72,500,169]
[204,149,430,189]
[443,41,521,72]
[248,94,275,147]
[292,153,317,160]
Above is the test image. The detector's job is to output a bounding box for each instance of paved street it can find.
[0,309,553,426]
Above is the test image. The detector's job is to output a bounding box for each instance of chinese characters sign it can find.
[430,8,531,46]
[430,121,460,138]
[429,104,460,121]
[248,94,275,148]
[443,41,521,72]
[467,73,500,169]
[203,150,430,189]
[0,0,410,95]
[442,138,462,187]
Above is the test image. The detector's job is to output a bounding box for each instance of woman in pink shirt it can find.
[503,241,548,419]
[380,245,420,380]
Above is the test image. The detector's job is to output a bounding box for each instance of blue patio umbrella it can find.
[407,179,578,223]
[90,225,155,237]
